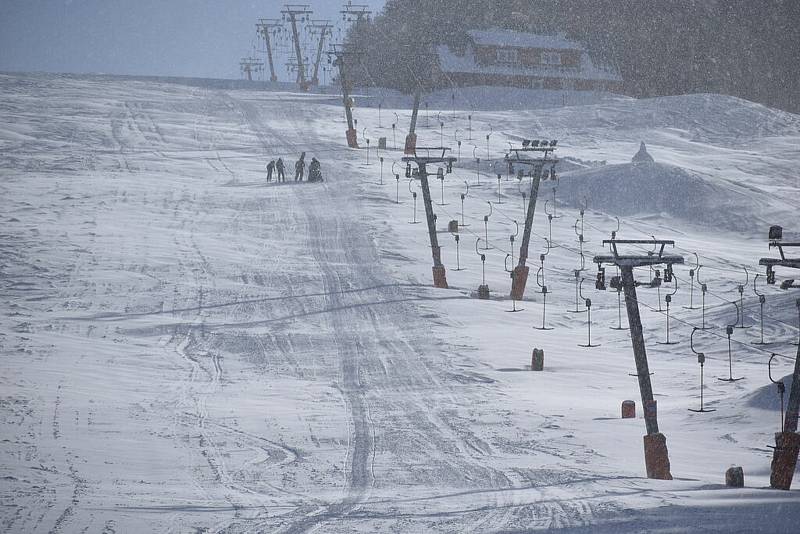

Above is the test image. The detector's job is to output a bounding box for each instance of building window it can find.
[541,51,562,65]
[496,48,519,64]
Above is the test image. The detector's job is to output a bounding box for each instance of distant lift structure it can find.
[256,19,282,82]
[594,239,684,480]
[759,225,800,490]
[340,2,372,24]
[402,147,457,288]
[325,2,372,148]
[308,20,333,86]
[240,57,264,81]
[281,4,313,90]
[507,139,559,301]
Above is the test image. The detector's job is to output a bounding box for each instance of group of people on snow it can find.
[266,152,322,183]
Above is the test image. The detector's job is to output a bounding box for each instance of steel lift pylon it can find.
[506,139,559,301]
[402,147,457,288]
[595,239,684,480]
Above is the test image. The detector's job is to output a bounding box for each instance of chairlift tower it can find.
[404,88,422,155]
[402,147,457,288]
[594,239,684,480]
[328,44,360,148]
[772,331,800,490]
[506,140,559,300]
[400,50,437,155]
[256,19,282,82]
[240,57,264,81]
[340,2,372,26]
[308,20,333,86]
[760,225,800,289]
[281,4,313,90]
[760,225,800,490]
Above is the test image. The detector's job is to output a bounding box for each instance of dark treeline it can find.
[346,0,800,113]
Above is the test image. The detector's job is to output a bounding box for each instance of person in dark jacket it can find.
[276,158,285,182]
[308,157,323,182]
[295,152,306,181]
[266,160,275,182]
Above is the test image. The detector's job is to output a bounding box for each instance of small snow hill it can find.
[556,160,769,233]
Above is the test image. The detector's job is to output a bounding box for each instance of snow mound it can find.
[631,141,654,165]
[744,373,796,411]
[555,161,764,232]
[350,85,627,111]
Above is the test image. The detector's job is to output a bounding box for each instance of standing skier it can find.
[276,157,285,182]
[295,152,306,182]
[266,159,275,182]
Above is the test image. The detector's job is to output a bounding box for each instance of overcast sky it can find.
[0,1,386,80]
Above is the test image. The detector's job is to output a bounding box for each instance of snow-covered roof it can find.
[467,29,582,51]
[436,45,622,82]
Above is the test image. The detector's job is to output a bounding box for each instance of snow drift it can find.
[555,161,766,232]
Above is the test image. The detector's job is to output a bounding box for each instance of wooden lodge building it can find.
[435,29,622,92]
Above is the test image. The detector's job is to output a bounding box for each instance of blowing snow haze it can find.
[1,1,797,112]
[2,1,800,533]
[345,0,800,113]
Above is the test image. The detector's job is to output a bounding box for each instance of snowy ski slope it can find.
[1,72,799,532]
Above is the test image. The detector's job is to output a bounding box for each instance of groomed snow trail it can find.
[2,73,800,533]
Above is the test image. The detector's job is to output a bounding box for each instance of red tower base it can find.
[770,431,800,490]
[643,433,673,480]
[510,265,529,301]
[346,128,359,148]
[432,265,448,289]
[621,400,636,419]
[725,466,745,487]
[404,133,417,155]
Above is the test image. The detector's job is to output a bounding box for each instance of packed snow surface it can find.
[1,73,800,533]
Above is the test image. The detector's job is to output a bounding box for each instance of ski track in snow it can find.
[1,72,800,533]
